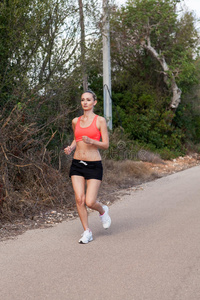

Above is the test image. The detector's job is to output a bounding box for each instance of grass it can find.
[102,159,159,190]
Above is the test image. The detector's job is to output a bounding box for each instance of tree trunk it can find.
[141,37,182,110]
[78,0,88,91]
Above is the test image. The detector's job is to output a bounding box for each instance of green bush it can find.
[111,88,185,155]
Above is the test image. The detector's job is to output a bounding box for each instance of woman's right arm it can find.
[64,118,77,155]
[64,139,76,155]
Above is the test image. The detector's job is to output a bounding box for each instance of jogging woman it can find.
[64,90,111,244]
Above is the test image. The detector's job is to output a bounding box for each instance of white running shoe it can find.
[79,229,93,244]
[100,205,111,229]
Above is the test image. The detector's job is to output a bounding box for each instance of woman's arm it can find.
[82,116,109,150]
[64,118,77,155]
[64,139,76,155]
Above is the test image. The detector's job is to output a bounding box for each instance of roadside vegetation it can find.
[0,0,200,222]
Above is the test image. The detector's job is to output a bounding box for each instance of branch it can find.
[141,38,182,110]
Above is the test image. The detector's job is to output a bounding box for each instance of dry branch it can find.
[0,104,74,222]
[141,36,182,110]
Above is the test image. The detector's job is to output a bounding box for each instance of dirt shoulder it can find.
[1,154,200,242]
[145,153,200,176]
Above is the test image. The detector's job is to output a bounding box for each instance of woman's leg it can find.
[85,179,105,215]
[71,175,89,230]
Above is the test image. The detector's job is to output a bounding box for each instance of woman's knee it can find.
[75,194,85,207]
[86,199,96,209]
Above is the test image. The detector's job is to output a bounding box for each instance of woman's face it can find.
[81,92,97,111]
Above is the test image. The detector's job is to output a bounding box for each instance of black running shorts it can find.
[69,159,103,181]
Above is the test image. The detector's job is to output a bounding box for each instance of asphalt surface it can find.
[0,166,200,300]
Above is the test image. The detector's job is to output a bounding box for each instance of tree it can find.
[110,0,199,110]
[0,0,79,110]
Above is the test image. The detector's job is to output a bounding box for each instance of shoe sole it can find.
[79,237,93,244]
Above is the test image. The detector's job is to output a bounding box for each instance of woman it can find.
[64,90,111,244]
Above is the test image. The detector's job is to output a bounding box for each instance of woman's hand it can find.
[82,136,93,144]
[64,146,73,155]
[64,139,76,155]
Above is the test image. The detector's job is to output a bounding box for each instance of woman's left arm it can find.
[82,116,109,150]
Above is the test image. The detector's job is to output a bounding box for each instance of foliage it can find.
[110,83,185,153]
[108,0,200,152]
[0,0,79,110]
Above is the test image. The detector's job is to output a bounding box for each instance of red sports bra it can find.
[75,115,101,142]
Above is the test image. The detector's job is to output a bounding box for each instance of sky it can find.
[181,0,200,18]
[116,0,200,20]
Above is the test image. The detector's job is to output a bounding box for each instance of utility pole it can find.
[78,0,88,91]
[102,0,112,130]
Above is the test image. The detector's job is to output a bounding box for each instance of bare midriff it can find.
[73,141,101,161]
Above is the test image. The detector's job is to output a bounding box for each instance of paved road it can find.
[0,166,200,300]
